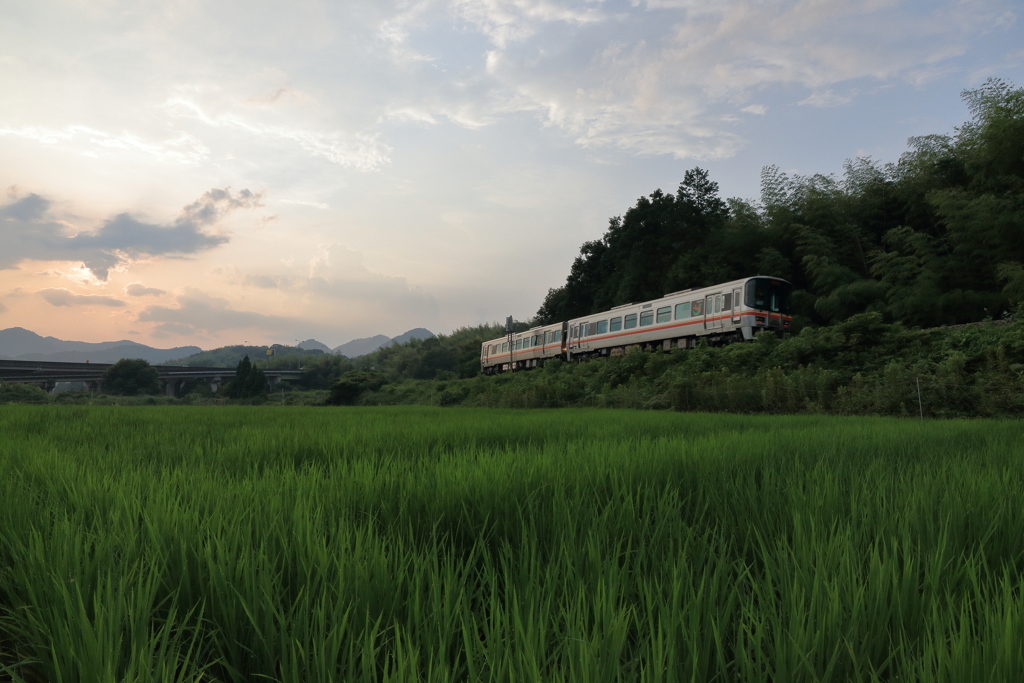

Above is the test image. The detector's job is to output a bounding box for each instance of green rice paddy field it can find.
[1,406,1023,682]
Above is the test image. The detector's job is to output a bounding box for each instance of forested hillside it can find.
[537,79,1024,330]
[353,324,515,380]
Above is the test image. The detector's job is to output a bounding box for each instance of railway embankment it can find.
[357,313,1024,418]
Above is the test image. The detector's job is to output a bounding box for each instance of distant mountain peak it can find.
[331,328,435,358]
[297,339,332,353]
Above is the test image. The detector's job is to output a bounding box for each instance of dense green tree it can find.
[226,355,267,399]
[101,359,162,396]
[326,370,386,405]
[537,168,742,323]
[292,354,354,390]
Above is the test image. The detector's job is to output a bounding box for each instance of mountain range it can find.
[0,327,201,365]
[0,327,436,365]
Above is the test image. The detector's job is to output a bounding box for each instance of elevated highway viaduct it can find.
[0,359,303,396]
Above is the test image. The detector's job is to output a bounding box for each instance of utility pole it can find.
[506,316,515,373]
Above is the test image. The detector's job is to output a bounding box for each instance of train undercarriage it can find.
[482,330,752,375]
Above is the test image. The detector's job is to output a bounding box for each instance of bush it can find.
[0,383,49,404]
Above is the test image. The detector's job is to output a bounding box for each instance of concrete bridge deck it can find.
[0,359,302,395]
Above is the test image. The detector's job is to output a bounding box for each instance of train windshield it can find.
[745,278,793,314]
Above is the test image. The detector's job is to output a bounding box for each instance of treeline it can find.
[537,79,1024,330]
[359,316,1024,418]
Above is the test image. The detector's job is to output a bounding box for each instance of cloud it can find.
[799,89,856,108]
[126,283,166,297]
[0,125,210,164]
[279,199,329,210]
[0,300,7,313]
[148,322,197,338]
[450,0,606,49]
[164,98,391,172]
[137,288,294,336]
[0,187,261,279]
[243,274,283,289]
[39,288,126,307]
[0,193,49,221]
[377,0,1010,159]
[179,187,263,227]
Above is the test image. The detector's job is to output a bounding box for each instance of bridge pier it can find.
[86,380,103,393]
[164,379,179,397]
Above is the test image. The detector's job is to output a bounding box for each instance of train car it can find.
[480,321,567,375]
[566,276,793,359]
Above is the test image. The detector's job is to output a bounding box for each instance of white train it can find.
[480,276,793,374]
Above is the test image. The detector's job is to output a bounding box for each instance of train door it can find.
[704,294,723,330]
[732,288,741,324]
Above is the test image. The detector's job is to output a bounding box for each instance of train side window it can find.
[715,295,722,314]
[675,302,689,319]
[640,310,654,326]
[597,320,608,334]
[610,317,622,332]
[555,330,562,342]
[624,314,637,329]
[723,293,732,310]
[656,306,671,323]
[524,337,531,349]
[502,342,508,352]
[515,339,521,350]
[587,322,598,336]
[692,300,704,316]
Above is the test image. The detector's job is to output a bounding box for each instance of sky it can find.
[1,0,1022,349]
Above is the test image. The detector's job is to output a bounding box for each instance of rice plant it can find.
[1,406,1022,682]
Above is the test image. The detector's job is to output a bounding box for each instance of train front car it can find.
[738,276,794,339]
[480,321,566,375]
[565,275,794,359]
